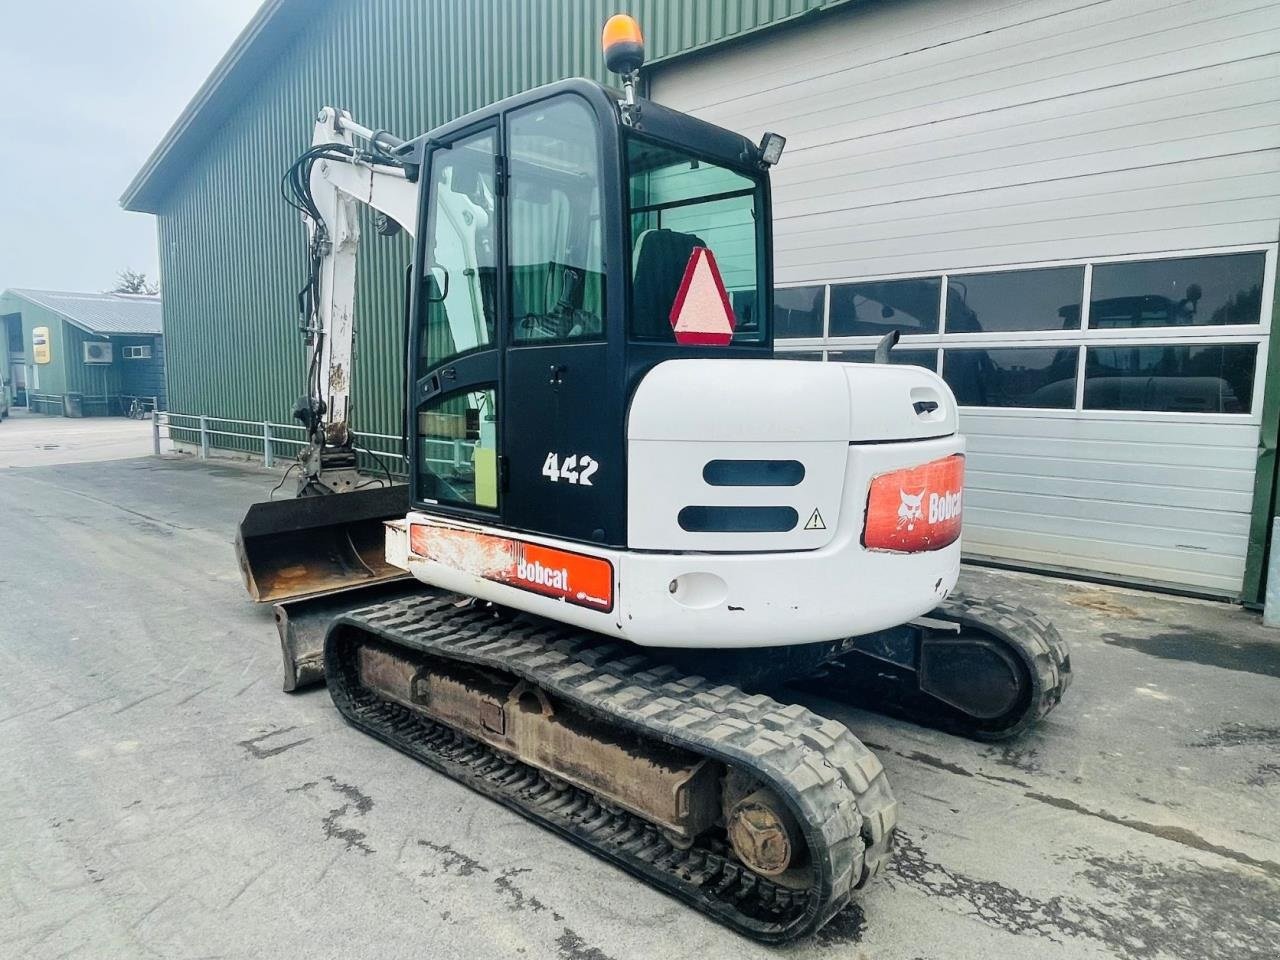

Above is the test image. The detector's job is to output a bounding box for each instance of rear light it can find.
[863,454,964,553]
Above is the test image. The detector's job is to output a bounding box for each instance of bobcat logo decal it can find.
[897,489,925,531]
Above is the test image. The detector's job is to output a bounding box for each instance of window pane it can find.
[1090,252,1265,328]
[628,137,765,343]
[1084,344,1256,413]
[776,350,825,361]
[420,130,497,367]
[943,348,1078,408]
[418,388,498,508]
[946,266,1084,332]
[828,349,938,370]
[508,98,605,343]
[829,278,940,337]
[775,285,825,338]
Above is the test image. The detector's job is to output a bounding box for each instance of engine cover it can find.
[390,357,966,649]
[627,358,957,552]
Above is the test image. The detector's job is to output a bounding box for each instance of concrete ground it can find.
[0,408,161,468]
[1,450,1278,960]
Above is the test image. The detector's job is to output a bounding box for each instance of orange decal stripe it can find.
[409,524,614,612]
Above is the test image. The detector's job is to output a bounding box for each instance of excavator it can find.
[234,16,1071,943]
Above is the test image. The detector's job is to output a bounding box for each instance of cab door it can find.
[501,95,622,546]
[411,124,504,517]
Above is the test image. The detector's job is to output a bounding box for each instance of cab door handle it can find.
[418,366,457,402]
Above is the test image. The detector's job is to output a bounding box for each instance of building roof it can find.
[3,289,163,336]
[119,0,853,215]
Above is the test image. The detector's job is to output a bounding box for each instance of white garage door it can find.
[651,0,1280,596]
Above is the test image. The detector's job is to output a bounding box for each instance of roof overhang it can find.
[120,0,316,214]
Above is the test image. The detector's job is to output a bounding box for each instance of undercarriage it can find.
[317,587,1069,942]
[326,592,896,942]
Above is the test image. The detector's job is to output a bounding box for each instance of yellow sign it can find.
[32,326,51,364]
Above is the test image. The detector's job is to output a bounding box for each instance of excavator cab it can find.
[404,78,775,549]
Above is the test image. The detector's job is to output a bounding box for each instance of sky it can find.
[0,0,264,295]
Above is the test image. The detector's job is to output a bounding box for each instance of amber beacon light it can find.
[602,14,645,75]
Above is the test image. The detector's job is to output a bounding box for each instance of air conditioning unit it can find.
[83,341,113,364]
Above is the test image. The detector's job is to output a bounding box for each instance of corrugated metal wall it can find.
[0,295,68,400]
[118,336,168,409]
[61,324,121,403]
[154,0,848,444]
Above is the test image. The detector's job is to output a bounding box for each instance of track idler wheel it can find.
[727,788,804,878]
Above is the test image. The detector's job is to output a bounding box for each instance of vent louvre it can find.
[702,460,805,487]
[677,506,798,533]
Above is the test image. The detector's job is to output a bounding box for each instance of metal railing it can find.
[24,393,161,417]
[153,411,409,476]
[28,393,65,414]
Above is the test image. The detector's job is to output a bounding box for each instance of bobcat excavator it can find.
[234,16,1071,942]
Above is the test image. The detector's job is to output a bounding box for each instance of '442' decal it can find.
[541,452,599,486]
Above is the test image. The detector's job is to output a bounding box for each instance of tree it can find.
[111,269,159,296]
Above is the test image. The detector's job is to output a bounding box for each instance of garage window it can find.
[943,348,1079,409]
[827,348,938,370]
[946,266,1084,333]
[767,246,1269,415]
[829,277,940,337]
[1090,252,1265,328]
[775,285,824,338]
[778,350,824,361]
[1084,343,1257,414]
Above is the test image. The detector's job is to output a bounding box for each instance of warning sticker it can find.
[409,523,614,612]
[804,508,826,531]
[668,247,736,346]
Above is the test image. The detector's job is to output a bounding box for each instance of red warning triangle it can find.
[669,247,736,346]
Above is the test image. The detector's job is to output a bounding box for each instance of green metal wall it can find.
[152,0,845,448]
[0,295,68,402]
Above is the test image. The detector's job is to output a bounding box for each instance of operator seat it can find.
[631,228,706,339]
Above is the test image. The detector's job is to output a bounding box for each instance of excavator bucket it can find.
[236,484,410,603]
[235,485,418,690]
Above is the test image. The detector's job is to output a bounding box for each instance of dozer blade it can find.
[274,579,425,692]
[235,484,411,604]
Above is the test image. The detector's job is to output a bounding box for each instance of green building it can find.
[120,0,1280,603]
[0,289,166,416]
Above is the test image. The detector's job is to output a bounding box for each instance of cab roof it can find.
[397,78,764,177]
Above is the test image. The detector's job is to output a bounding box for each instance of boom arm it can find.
[294,106,418,494]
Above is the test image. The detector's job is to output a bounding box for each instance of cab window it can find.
[626,137,766,343]
[418,129,498,368]
[507,96,606,344]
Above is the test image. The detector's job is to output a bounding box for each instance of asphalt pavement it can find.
[1,440,1278,959]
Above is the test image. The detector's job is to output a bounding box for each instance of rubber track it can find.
[819,593,1072,742]
[325,593,898,943]
[930,593,1073,740]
